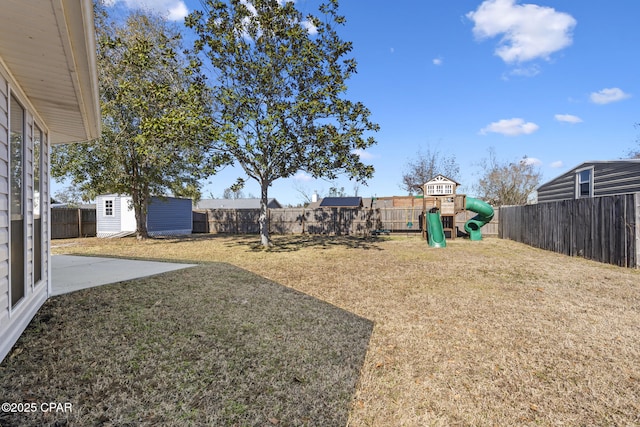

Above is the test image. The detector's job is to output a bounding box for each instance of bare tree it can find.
[291,182,310,205]
[53,185,87,207]
[474,149,542,206]
[401,147,460,194]
[626,123,640,158]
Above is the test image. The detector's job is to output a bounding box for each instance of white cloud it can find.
[301,20,318,35]
[107,0,189,21]
[433,57,443,66]
[554,114,583,124]
[521,157,541,166]
[480,118,539,136]
[550,160,564,168]
[467,0,576,63]
[167,2,188,21]
[352,148,375,160]
[507,64,540,78]
[590,87,631,105]
[293,171,313,182]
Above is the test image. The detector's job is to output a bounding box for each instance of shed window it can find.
[104,199,114,216]
[576,169,592,198]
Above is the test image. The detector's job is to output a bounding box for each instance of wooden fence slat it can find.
[51,208,96,239]
[499,194,638,268]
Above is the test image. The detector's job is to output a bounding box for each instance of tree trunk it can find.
[131,191,149,240]
[259,182,271,247]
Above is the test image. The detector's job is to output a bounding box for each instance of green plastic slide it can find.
[464,197,494,241]
[426,211,446,248]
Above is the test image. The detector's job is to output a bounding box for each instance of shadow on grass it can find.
[0,263,373,427]
[157,233,387,252]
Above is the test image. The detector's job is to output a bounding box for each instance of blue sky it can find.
[78,0,640,205]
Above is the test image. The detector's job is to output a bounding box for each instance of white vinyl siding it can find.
[0,72,10,330]
[0,64,50,362]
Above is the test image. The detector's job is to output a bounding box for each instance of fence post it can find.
[77,208,82,238]
[635,193,640,268]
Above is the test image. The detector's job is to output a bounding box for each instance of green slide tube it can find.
[464,197,494,241]
[426,211,446,248]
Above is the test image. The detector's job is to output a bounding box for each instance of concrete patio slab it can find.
[52,255,196,296]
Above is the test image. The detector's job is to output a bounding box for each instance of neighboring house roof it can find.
[195,198,283,209]
[537,159,640,190]
[0,0,101,144]
[319,197,363,208]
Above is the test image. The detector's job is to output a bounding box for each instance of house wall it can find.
[539,162,640,203]
[0,64,50,362]
[147,196,192,236]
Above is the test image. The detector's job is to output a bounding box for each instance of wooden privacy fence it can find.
[51,208,97,239]
[194,207,500,236]
[499,193,640,268]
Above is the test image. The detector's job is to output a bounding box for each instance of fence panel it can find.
[198,206,499,237]
[51,208,96,239]
[499,194,638,268]
[192,211,208,233]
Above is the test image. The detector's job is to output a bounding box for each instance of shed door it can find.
[121,197,136,232]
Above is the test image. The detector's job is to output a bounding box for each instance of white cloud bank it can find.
[550,160,563,168]
[590,88,631,105]
[521,157,542,166]
[554,114,582,124]
[480,118,539,136]
[352,148,375,160]
[467,0,576,63]
[293,171,313,182]
[301,20,318,35]
[105,0,189,21]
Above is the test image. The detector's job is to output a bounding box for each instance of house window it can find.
[104,199,114,216]
[10,95,25,308]
[33,125,43,285]
[576,168,593,198]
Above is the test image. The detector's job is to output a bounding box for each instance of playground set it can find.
[421,175,494,248]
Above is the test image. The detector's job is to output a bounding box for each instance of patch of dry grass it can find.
[0,262,372,426]
[5,234,640,426]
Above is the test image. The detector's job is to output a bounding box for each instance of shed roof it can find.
[319,197,363,208]
[0,0,101,144]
